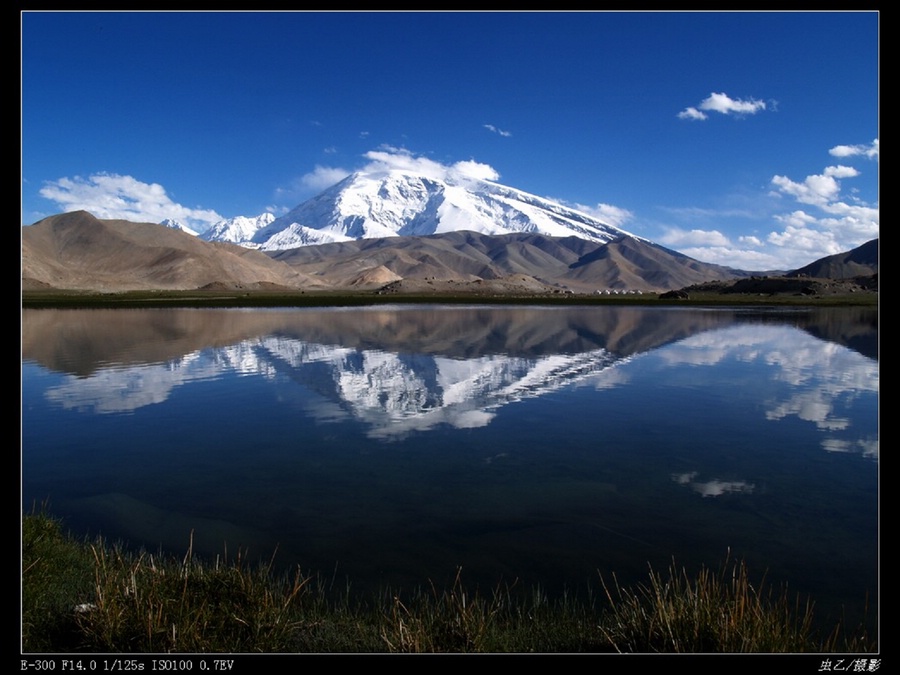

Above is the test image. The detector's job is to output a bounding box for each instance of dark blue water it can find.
[21,305,878,630]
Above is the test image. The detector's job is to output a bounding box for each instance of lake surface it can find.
[21,305,878,630]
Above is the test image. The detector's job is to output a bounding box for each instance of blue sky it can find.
[21,11,879,270]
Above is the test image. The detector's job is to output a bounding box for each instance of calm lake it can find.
[21,304,878,630]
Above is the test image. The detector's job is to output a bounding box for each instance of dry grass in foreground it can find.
[22,510,875,653]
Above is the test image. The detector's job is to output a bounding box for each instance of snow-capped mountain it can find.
[159,218,199,237]
[198,213,277,247]
[202,168,637,251]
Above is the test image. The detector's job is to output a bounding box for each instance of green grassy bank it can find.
[22,510,875,654]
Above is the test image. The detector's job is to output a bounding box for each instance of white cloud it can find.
[769,163,877,247]
[661,205,757,220]
[824,165,860,179]
[815,204,880,237]
[678,150,878,269]
[38,173,223,231]
[659,227,730,248]
[683,140,880,271]
[771,173,837,207]
[764,141,880,260]
[654,190,876,270]
[264,204,288,216]
[362,147,500,183]
[273,165,352,203]
[656,227,791,269]
[677,106,707,121]
[451,159,501,182]
[767,222,843,253]
[772,210,818,229]
[822,439,854,454]
[829,139,878,160]
[857,439,878,459]
[483,123,512,137]
[300,165,352,192]
[279,148,503,207]
[678,92,767,120]
[771,165,860,208]
[678,245,787,271]
[572,202,634,228]
[765,201,878,263]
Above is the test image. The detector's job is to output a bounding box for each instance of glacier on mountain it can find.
[197,167,636,251]
[198,213,277,248]
[159,218,200,237]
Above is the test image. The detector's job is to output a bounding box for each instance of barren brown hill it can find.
[22,212,750,294]
[269,229,744,293]
[22,211,319,292]
[789,238,878,279]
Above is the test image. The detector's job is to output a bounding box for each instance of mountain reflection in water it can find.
[21,305,878,633]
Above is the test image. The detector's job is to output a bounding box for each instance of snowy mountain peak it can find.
[201,169,636,251]
[159,218,199,237]
[199,213,276,248]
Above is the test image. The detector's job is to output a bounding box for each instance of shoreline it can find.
[21,288,879,310]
